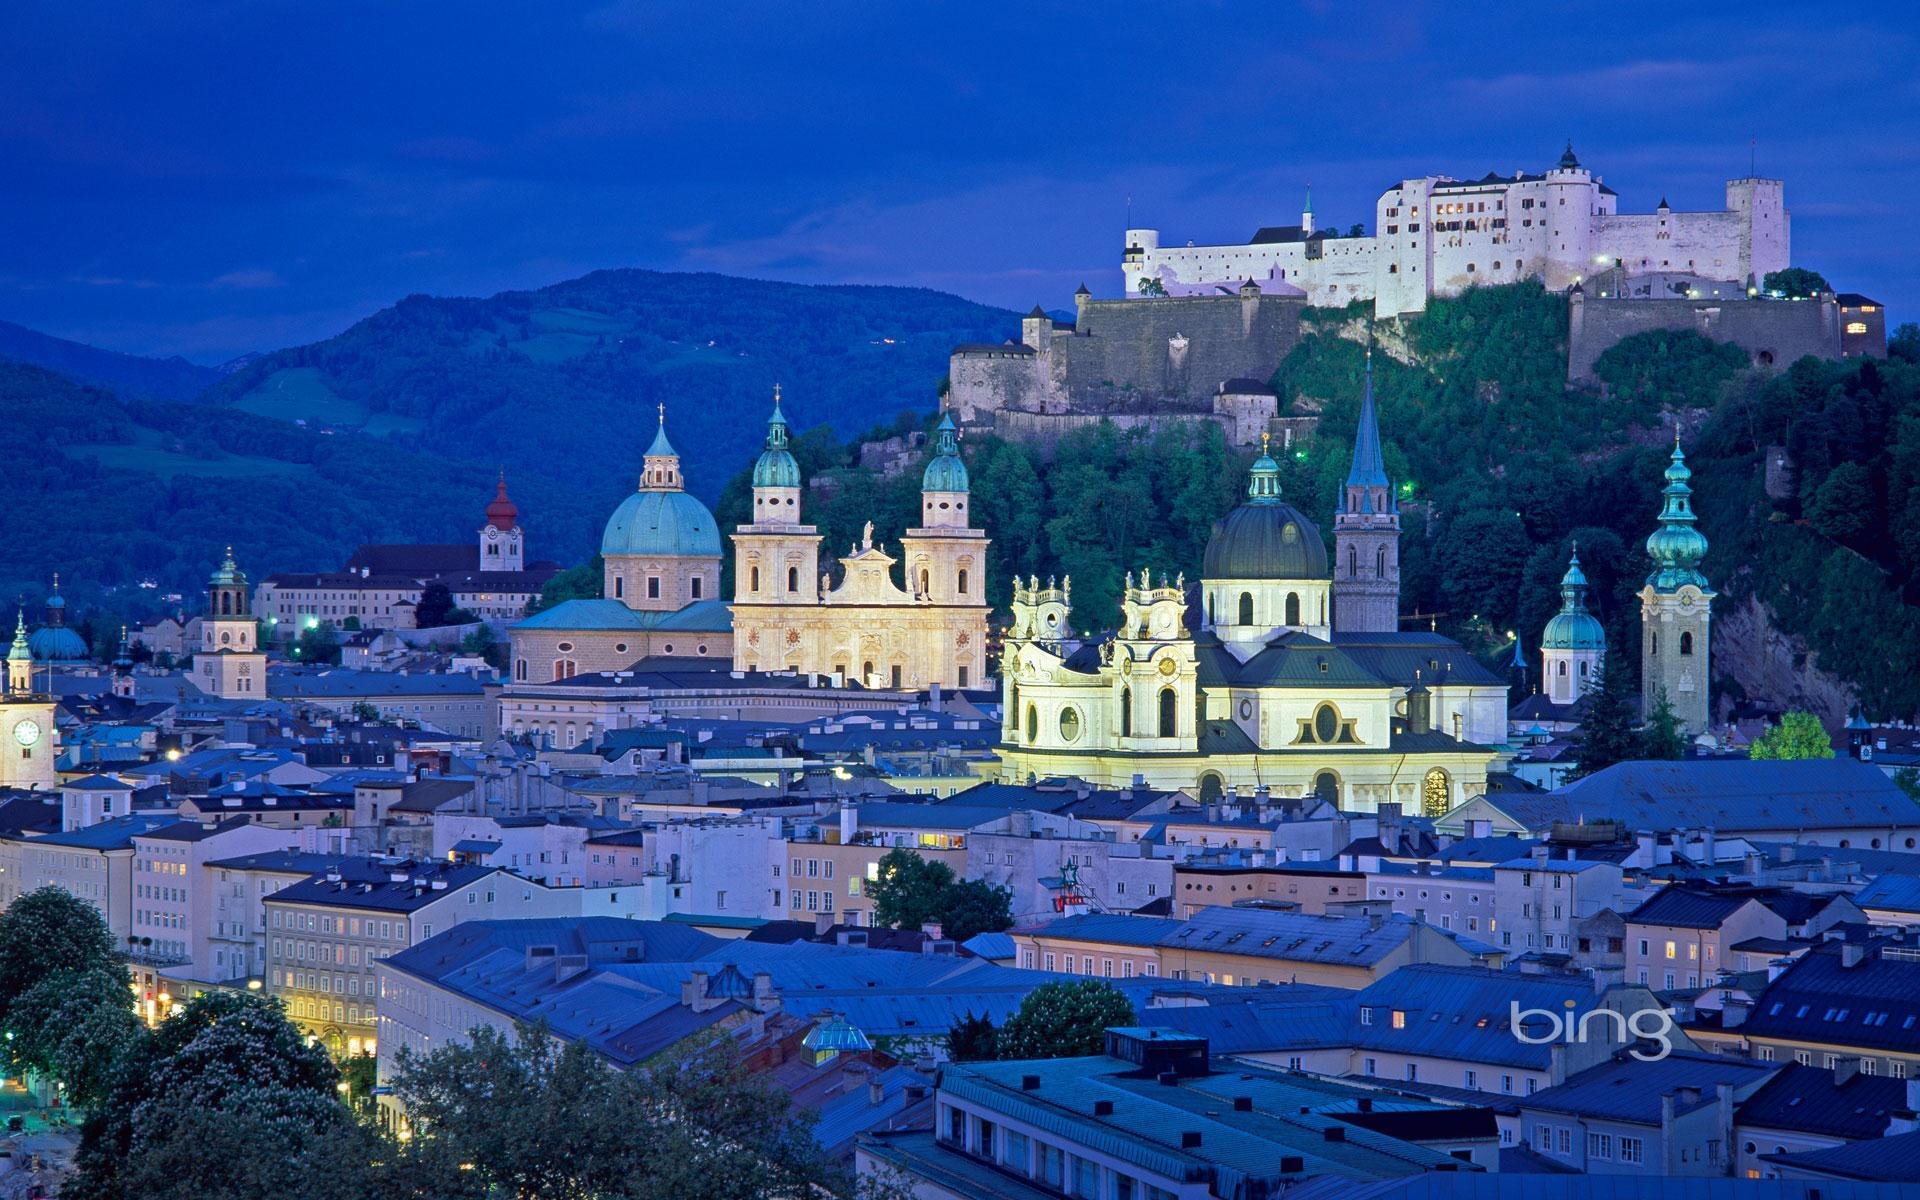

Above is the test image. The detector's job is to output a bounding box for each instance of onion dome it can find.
[752,387,802,489]
[1541,546,1607,651]
[485,472,519,531]
[9,612,31,664]
[921,412,969,493]
[1202,436,1328,580]
[31,575,89,662]
[1645,438,1710,591]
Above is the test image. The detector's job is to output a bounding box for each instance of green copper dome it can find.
[1541,547,1606,651]
[752,392,802,489]
[1203,447,1327,580]
[1645,441,1711,591]
[208,548,247,589]
[8,612,31,664]
[601,490,722,558]
[922,413,969,493]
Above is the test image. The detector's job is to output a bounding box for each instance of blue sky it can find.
[2,1,1914,362]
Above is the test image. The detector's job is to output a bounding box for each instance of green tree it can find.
[1763,267,1832,298]
[1137,277,1167,297]
[0,885,120,1023]
[1640,689,1688,760]
[1571,654,1643,778]
[1895,767,1920,803]
[997,980,1136,1060]
[939,878,1014,945]
[1750,711,1836,760]
[1805,461,1876,544]
[8,966,141,1109]
[416,581,458,628]
[295,620,342,665]
[1436,506,1531,630]
[528,557,604,614]
[945,1011,999,1063]
[866,848,953,933]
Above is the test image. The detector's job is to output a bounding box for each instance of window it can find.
[750,566,760,592]
[1464,1069,1477,1089]
[691,576,703,599]
[787,566,799,593]
[1589,1132,1613,1160]
[1285,592,1301,626]
[1237,591,1253,625]
[646,576,661,599]
[1680,630,1694,655]
[1619,1137,1644,1165]
[957,569,969,595]
[1158,688,1177,737]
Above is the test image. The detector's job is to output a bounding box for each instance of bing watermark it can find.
[1511,999,1675,1062]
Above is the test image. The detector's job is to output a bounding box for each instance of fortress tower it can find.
[1332,351,1400,634]
[1640,438,1714,734]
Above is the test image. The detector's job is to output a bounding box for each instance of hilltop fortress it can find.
[947,147,1881,450]
[1122,143,1788,318]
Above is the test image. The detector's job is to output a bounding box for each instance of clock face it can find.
[12,718,39,748]
[1157,656,1179,677]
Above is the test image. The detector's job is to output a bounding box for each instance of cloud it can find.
[211,268,285,289]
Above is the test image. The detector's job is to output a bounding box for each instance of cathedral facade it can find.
[729,399,989,690]
[995,368,1507,814]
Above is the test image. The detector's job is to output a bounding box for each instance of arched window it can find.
[863,660,875,683]
[750,566,760,593]
[614,576,625,599]
[1198,773,1224,804]
[1285,592,1301,626]
[1557,661,1568,677]
[1376,546,1387,576]
[1025,704,1038,743]
[1158,688,1178,737]
[1120,687,1132,735]
[1680,631,1694,656]
[1578,661,1588,678]
[1348,546,1358,578]
[957,569,969,595]
[1422,768,1451,818]
[787,566,799,593]
[1237,592,1253,626]
[1649,633,1659,657]
[691,577,703,599]
[919,569,930,596]
[1312,771,1339,804]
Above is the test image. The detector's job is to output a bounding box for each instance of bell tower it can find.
[197,548,267,699]
[1640,436,1714,734]
[1332,350,1401,634]
[0,612,56,788]
[731,387,821,606]
[480,472,524,573]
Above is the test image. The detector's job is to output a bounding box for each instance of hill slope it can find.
[203,270,1018,512]
[0,319,222,401]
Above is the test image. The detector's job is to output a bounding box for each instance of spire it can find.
[1346,348,1389,489]
[1302,183,1314,236]
[765,385,790,450]
[1508,628,1526,670]
[1559,140,1580,170]
[645,402,677,459]
[752,386,801,491]
[113,625,133,672]
[485,470,519,531]
[9,611,31,663]
[44,573,66,622]
[1644,438,1710,590]
[922,411,969,495]
[1559,544,1591,611]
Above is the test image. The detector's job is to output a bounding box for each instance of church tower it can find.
[732,387,821,606]
[1640,437,1714,734]
[111,626,136,700]
[196,549,267,699]
[600,405,722,610]
[900,413,990,688]
[0,613,56,788]
[1541,546,1606,705]
[479,472,524,573]
[1332,350,1401,634]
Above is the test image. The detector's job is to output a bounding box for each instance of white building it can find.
[1122,145,1788,317]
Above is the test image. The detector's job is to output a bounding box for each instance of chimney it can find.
[813,911,835,937]
[921,921,944,941]
[1835,1057,1862,1086]
[1322,1126,1345,1143]
[1468,819,1492,840]
[1841,942,1868,969]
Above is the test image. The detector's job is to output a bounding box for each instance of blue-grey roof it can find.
[269,670,488,699]
[511,598,733,634]
[33,812,178,849]
[1740,940,1920,1054]
[1287,1178,1918,1200]
[959,931,1015,961]
[1346,357,1389,490]
[601,488,721,558]
[1760,1128,1920,1183]
[1133,986,1351,1054]
[1026,908,1455,969]
[1736,1062,1907,1140]
[1512,760,1920,834]
[267,861,501,912]
[1521,1051,1777,1124]
[1348,965,1619,1071]
[1854,872,1920,915]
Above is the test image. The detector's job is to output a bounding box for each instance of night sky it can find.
[3,2,1914,363]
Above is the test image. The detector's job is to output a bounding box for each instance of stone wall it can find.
[1568,291,1841,383]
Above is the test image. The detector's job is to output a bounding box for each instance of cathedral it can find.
[506,393,988,694]
[996,358,1508,814]
[729,395,989,689]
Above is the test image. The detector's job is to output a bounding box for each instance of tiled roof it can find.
[1626,884,1768,929]
[1854,872,1920,915]
[1735,1061,1906,1139]
[1349,965,1621,1070]
[1739,939,1920,1053]
[270,670,489,699]
[32,812,178,849]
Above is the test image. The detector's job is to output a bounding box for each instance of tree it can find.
[1751,711,1836,760]
[415,581,458,628]
[1805,461,1876,544]
[866,848,956,933]
[388,1023,850,1200]
[997,980,1136,1060]
[528,557,604,614]
[1436,507,1531,632]
[295,621,342,665]
[8,966,141,1108]
[940,878,1014,945]
[1346,223,1365,238]
[865,849,1012,943]
[0,886,120,1023]
[1640,689,1688,760]
[1571,654,1642,778]
[945,1011,999,1063]
[1896,767,1920,803]
[1137,277,1167,297]
[1763,267,1831,299]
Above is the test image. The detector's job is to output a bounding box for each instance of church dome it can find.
[753,392,802,489]
[1542,548,1605,651]
[922,413,969,493]
[1202,450,1327,581]
[29,625,88,663]
[208,550,248,589]
[601,490,722,558]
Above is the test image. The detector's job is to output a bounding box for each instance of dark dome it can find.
[1203,502,1328,580]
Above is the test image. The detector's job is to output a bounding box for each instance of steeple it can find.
[1558,140,1580,170]
[1302,183,1314,237]
[485,471,519,531]
[642,403,684,491]
[1345,349,1390,493]
[480,470,525,572]
[1639,435,1714,735]
[751,386,802,495]
[1332,349,1401,634]
[1644,436,1710,592]
[8,611,33,696]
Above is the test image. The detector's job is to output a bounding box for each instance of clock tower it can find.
[479,472,525,574]
[195,549,268,700]
[0,612,56,789]
[1640,437,1714,735]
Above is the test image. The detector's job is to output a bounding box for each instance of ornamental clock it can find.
[12,718,38,747]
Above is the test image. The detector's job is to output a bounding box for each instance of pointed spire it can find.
[1508,628,1526,670]
[8,610,31,663]
[1346,347,1389,489]
[646,402,677,459]
[766,386,791,449]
